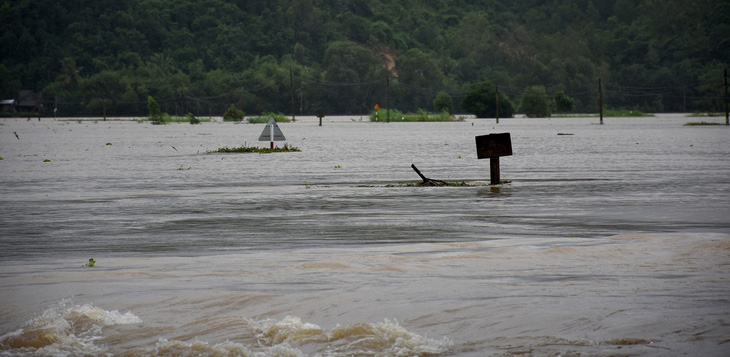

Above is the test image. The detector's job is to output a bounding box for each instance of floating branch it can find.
[411,164,450,186]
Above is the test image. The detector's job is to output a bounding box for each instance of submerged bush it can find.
[148,96,164,124]
[223,104,244,121]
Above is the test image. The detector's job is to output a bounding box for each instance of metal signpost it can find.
[258,117,286,149]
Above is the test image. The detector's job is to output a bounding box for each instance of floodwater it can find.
[0,114,728,356]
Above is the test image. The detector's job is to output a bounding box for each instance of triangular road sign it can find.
[258,117,286,141]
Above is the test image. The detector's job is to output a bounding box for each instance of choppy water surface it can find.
[1,115,728,356]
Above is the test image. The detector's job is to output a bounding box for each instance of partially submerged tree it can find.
[554,90,575,114]
[433,91,454,114]
[520,85,552,118]
[461,81,514,118]
[147,95,163,124]
[223,103,244,121]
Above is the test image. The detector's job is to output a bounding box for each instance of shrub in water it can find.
[148,96,164,124]
[223,104,244,122]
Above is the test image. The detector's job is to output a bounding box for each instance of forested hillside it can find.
[1,0,728,116]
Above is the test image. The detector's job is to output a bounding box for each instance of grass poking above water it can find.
[248,113,292,123]
[684,121,725,126]
[370,109,463,122]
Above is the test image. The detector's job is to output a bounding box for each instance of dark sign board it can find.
[475,133,512,159]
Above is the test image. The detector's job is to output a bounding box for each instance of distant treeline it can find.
[1,0,728,116]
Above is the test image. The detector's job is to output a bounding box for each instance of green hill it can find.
[1,0,727,116]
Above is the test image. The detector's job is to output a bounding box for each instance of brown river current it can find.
[1,115,729,356]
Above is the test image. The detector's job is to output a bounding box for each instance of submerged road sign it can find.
[258,117,286,142]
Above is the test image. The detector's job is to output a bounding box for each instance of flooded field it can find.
[1,115,728,356]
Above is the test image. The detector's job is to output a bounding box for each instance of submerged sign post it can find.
[258,117,286,149]
[475,133,512,185]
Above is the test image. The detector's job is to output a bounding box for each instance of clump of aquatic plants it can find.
[138,113,210,124]
[601,109,653,117]
[248,112,291,123]
[684,121,723,126]
[687,112,723,117]
[359,181,483,188]
[207,143,300,153]
[83,258,96,267]
[369,109,460,122]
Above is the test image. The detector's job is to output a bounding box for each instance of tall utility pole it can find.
[290,66,295,122]
[495,84,499,124]
[598,78,604,125]
[386,76,390,123]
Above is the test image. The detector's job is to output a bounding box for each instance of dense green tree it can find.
[321,41,388,113]
[0,64,20,98]
[433,91,454,114]
[396,48,445,111]
[520,85,552,118]
[553,90,575,113]
[461,81,514,118]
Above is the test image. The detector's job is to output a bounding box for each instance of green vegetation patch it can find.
[139,113,211,124]
[369,109,460,122]
[601,109,653,117]
[249,112,291,123]
[207,143,300,153]
[684,121,724,126]
[687,112,724,117]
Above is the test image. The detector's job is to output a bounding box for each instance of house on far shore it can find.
[17,90,42,112]
[0,99,15,113]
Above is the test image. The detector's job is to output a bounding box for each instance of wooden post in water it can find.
[725,68,730,125]
[495,84,500,124]
[290,66,296,122]
[490,157,500,184]
[598,78,604,125]
[317,111,324,126]
[386,76,390,123]
[102,99,107,121]
[475,133,513,185]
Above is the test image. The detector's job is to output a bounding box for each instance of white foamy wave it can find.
[248,315,453,356]
[0,301,141,356]
[153,339,304,357]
